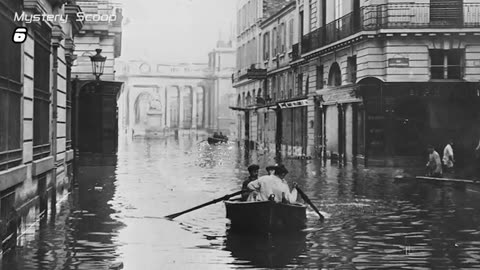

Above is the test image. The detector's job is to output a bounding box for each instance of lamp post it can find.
[89,48,107,80]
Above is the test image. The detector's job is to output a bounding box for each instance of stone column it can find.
[164,86,168,129]
[179,87,184,129]
[191,88,197,129]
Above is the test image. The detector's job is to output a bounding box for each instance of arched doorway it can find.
[76,81,123,154]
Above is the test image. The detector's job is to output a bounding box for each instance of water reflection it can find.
[3,135,480,269]
[225,232,307,268]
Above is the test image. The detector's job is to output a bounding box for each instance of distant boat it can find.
[207,136,228,145]
[224,200,307,233]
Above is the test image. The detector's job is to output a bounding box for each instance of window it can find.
[316,65,324,89]
[288,71,293,97]
[429,49,464,79]
[272,27,277,56]
[0,0,22,170]
[347,56,357,83]
[288,19,294,50]
[281,23,286,53]
[297,73,303,96]
[263,32,270,60]
[334,0,343,20]
[272,75,276,100]
[328,62,342,86]
[33,24,52,160]
[305,75,309,95]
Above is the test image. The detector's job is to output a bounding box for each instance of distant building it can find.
[115,37,237,138]
[116,61,211,138]
[206,38,237,137]
[232,0,296,150]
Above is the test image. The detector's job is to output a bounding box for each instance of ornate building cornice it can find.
[51,23,65,47]
[24,0,49,14]
[65,3,84,35]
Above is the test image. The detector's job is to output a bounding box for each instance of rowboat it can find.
[207,136,228,144]
[224,200,307,233]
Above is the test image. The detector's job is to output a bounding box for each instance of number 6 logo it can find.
[12,27,27,44]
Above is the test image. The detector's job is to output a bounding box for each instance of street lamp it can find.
[90,48,107,80]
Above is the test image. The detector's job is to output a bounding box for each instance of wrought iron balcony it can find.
[301,3,480,55]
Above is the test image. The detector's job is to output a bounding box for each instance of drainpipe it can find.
[50,27,62,214]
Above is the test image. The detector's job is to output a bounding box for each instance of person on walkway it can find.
[426,145,443,177]
[442,139,455,174]
[246,164,298,203]
[241,164,259,201]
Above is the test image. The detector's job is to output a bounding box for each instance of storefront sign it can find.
[278,99,309,109]
[388,58,409,67]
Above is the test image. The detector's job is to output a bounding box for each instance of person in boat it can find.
[274,165,298,203]
[426,145,442,177]
[442,139,455,174]
[246,164,298,203]
[219,132,226,139]
[241,164,259,201]
[266,164,277,175]
[213,132,219,138]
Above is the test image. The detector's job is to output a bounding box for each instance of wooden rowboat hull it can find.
[224,200,307,233]
[207,137,228,144]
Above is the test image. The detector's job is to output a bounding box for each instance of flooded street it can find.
[3,135,480,270]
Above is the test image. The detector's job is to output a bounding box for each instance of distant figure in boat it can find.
[442,139,455,174]
[241,164,259,201]
[426,145,442,177]
[246,164,298,203]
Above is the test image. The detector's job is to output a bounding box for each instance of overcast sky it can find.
[117,0,236,63]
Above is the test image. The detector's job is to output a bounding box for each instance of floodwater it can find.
[3,135,480,270]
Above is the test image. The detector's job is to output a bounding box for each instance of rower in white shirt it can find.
[246,164,298,203]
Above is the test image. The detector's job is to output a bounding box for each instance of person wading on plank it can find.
[442,139,455,174]
[426,145,443,177]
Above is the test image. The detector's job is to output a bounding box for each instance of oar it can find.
[165,190,243,220]
[295,186,325,221]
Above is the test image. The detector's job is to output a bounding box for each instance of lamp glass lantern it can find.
[90,49,107,80]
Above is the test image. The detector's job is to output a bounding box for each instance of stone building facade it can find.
[71,0,123,155]
[234,0,480,168]
[0,0,84,249]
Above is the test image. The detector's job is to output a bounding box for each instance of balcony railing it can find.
[301,3,480,55]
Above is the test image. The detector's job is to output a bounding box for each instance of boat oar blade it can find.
[296,187,325,221]
[165,190,243,220]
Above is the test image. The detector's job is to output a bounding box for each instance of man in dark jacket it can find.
[241,164,259,201]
